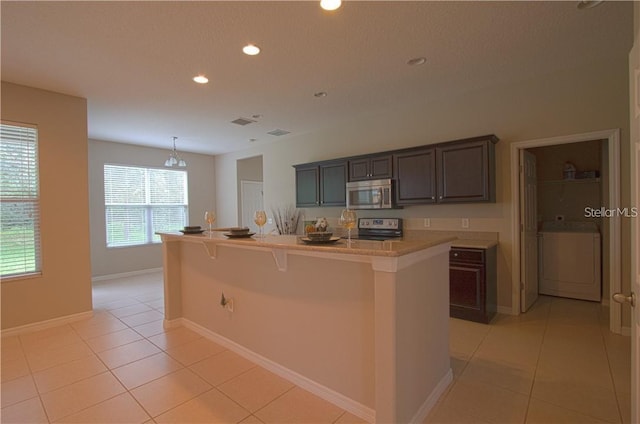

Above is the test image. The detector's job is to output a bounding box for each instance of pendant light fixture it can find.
[164,136,186,167]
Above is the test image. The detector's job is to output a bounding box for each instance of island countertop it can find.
[158,231,455,257]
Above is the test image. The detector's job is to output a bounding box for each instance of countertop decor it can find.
[271,205,300,235]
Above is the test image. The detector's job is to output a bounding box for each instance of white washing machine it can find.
[538,221,601,301]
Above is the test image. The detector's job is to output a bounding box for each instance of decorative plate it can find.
[300,237,341,244]
[223,232,256,238]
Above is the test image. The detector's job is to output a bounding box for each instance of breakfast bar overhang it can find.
[158,233,454,423]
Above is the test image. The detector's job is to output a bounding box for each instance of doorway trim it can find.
[510,129,621,333]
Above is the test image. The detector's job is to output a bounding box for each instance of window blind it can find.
[104,165,187,247]
[0,123,42,279]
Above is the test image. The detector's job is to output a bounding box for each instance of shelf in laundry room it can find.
[539,177,600,185]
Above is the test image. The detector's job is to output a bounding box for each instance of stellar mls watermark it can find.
[584,207,638,218]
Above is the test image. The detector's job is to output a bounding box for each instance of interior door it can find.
[520,150,538,312]
[631,141,639,424]
[240,180,263,232]
[627,62,640,424]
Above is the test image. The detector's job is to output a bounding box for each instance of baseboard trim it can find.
[409,368,453,424]
[92,268,162,282]
[497,306,515,315]
[180,318,376,423]
[1,310,93,338]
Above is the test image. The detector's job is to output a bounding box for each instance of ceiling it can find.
[1,1,633,155]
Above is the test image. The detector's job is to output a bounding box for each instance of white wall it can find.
[215,56,631,310]
[88,139,216,278]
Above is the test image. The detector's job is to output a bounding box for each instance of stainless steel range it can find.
[357,218,403,240]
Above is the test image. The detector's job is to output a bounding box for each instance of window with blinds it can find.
[0,123,42,279]
[104,165,188,247]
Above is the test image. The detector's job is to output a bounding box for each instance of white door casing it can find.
[520,150,539,312]
[628,33,639,424]
[510,130,621,331]
[631,141,639,424]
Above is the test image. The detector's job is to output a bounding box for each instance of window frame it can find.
[103,163,188,248]
[0,120,42,281]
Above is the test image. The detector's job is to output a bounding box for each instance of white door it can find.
[630,142,639,424]
[621,35,639,423]
[240,180,263,233]
[520,150,539,312]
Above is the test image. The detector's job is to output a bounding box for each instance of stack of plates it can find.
[180,226,204,234]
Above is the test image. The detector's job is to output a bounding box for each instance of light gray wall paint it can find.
[88,139,215,278]
[215,55,631,310]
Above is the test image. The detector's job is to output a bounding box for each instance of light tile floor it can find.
[0,272,631,423]
[425,295,631,424]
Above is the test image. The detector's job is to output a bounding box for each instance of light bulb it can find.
[242,44,261,56]
[193,75,209,84]
[320,0,341,11]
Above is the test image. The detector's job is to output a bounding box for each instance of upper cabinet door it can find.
[348,158,370,181]
[394,148,436,205]
[436,138,496,203]
[295,165,319,207]
[369,155,392,179]
[319,161,347,206]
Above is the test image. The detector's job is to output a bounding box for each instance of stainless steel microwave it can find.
[346,179,394,209]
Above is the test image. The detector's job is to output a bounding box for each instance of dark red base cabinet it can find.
[449,246,497,324]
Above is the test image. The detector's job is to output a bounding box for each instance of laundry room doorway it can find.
[511,129,622,333]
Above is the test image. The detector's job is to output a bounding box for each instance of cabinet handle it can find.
[439,196,443,199]
[453,253,459,257]
[431,196,435,200]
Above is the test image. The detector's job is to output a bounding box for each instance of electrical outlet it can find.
[267,218,273,225]
[462,218,469,228]
[424,218,431,228]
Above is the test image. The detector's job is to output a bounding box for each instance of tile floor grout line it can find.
[250,384,298,418]
[598,311,627,424]
[521,296,553,423]
[18,332,54,424]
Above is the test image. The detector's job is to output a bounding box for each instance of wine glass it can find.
[339,209,357,245]
[254,210,267,238]
[204,210,216,233]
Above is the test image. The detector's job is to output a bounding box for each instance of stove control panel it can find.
[358,218,402,230]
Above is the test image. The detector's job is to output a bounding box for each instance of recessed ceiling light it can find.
[314,91,328,98]
[320,0,341,11]
[242,44,261,56]
[193,75,209,84]
[407,57,427,66]
[577,0,603,9]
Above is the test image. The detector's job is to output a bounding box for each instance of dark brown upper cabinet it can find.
[348,154,392,181]
[295,134,498,208]
[393,148,437,205]
[294,160,346,208]
[436,136,497,203]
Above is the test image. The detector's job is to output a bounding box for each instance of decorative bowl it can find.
[184,226,202,231]
[307,231,333,241]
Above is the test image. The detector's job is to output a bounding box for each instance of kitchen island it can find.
[158,232,454,423]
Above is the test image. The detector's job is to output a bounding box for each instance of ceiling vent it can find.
[267,129,291,137]
[231,117,256,126]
